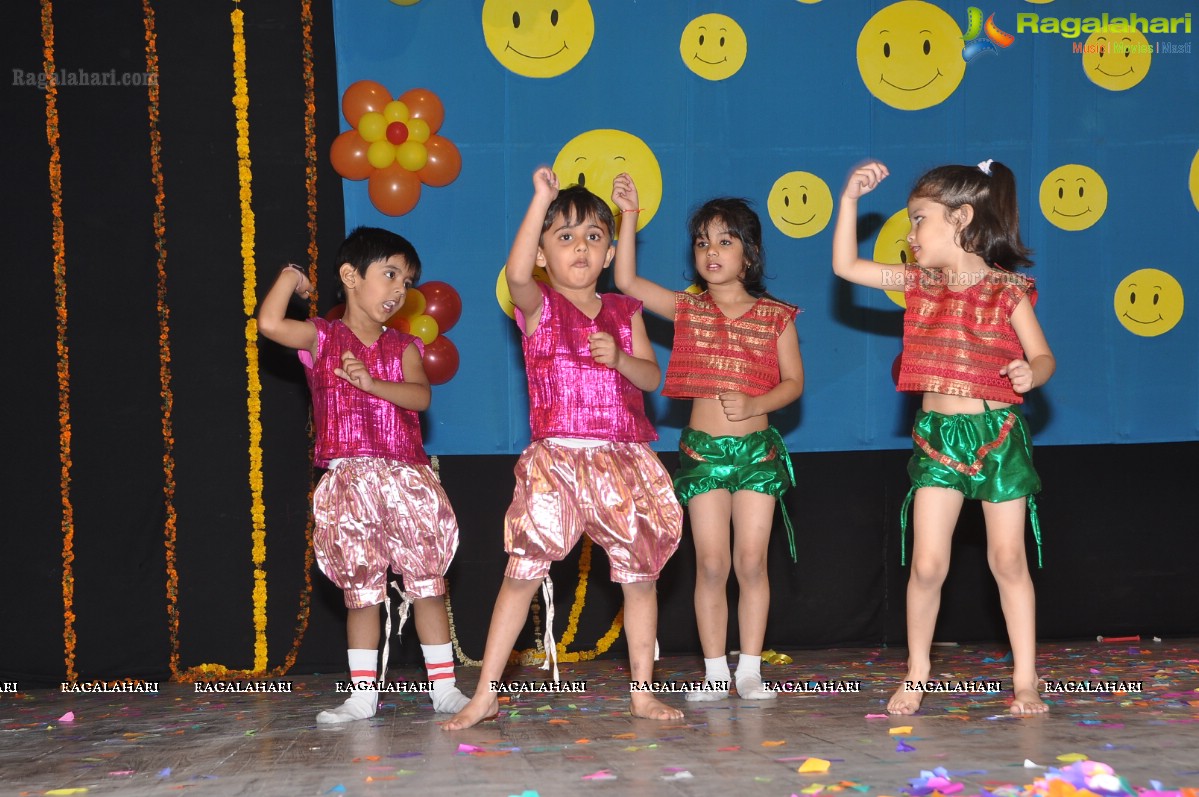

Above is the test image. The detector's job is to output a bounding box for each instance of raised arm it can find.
[257,264,318,355]
[507,167,558,332]
[611,173,676,320]
[832,161,901,290]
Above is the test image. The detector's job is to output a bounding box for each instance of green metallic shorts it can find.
[901,404,1043,566]
[674,426,797,561]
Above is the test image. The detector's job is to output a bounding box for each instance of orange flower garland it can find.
[232,5,270,675]
[143,0,182,679]
[43,0,77,684]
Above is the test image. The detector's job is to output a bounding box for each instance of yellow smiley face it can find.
[1189,148,1199,213]
[1081,29,1152,91]
[856,0,966,111]
[680,14,748,81]
[767,172,832,239]
[873,208,916,308]
[481,0,594,78]
[552,129,663,232]
[1039,164,1108,231]
[1114,268,1185,337]
[495,264,550,318]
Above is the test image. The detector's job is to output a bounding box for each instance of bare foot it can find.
[631,693,684,721]
[887,676,926,715]
[440,693,499,730]
[1010,682,1048,714]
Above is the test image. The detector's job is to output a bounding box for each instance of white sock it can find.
[423,642,469,714]
[686,656,730,702]
[735,653,776,700]
[317,648,378,723]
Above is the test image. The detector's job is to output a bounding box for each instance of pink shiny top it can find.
[299,317,429,468]
[898,264,1035,404]
[516,282,657,443]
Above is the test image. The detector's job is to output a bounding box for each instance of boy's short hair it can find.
[541,185,615,239]
[336,226,422,282]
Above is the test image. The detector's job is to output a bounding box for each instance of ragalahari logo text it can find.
[962,7,1014,62]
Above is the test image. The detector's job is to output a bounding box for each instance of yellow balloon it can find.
[400,286,426,317]
[396,141,429,172]
[409,313,440,345]
[367,139,397,169]
[357,111,387,143]
[383,100,410,122]
[407,118,431,144]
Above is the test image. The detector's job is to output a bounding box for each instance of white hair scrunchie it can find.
[977,159,994,176]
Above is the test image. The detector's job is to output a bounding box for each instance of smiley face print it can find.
[482,0,595,78]
[680,13,749,80]
[1039,164,1108,231]
[767,171,833,239]
[1114,269,1184,337]
[856,0,966,110]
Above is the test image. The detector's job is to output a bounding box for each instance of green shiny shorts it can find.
[674,426,797,561]
[901,404,1043,567]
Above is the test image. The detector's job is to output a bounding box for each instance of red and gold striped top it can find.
[663,291,798,399]
[898,264,1035,404]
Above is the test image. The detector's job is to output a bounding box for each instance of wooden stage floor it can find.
[3,640,1197,796]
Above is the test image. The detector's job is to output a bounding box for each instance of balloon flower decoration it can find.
[330,80,462,216]
[326,280,463,385]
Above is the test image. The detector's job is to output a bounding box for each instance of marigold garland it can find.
[42,0,77,685]
[142,0,183,681]
[232,5,270,675]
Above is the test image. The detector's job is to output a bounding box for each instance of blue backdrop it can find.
[332,0,1199,454]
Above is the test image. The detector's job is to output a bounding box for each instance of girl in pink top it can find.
[443,168,684,730]
[257,227,468,723]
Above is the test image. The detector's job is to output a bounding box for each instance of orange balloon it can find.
[385,314,410,334]
[368,164,422,216]
[417,136,462,187]
[341,80,391,127]
[330,130,373,181]
[397,88,444,134]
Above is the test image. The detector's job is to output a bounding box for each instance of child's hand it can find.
[532,166,559,202]
[1000,359,1034,393]
[842,160,889,200]
[334,350,375,392]
[588,332,622,369]
[281,263,313,299]
[611,172,640,213]
[718,391,757,422]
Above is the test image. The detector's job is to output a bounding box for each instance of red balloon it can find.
[385,121,409,145]
[324,303,345,320]
[419,280,462,332]
[368,163,422,216]
[417,135,462,187]
[422,336,459,385]
[341,80,391,127]
[891,352,903,387]
[329,130,373,181]
[397,88,444,134]
[385,314,410,334]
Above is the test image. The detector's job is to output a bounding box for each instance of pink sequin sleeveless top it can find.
[898,264,1035,404]
[299,317,429,467]
[517,282,657,442]
[663,291,798,399]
